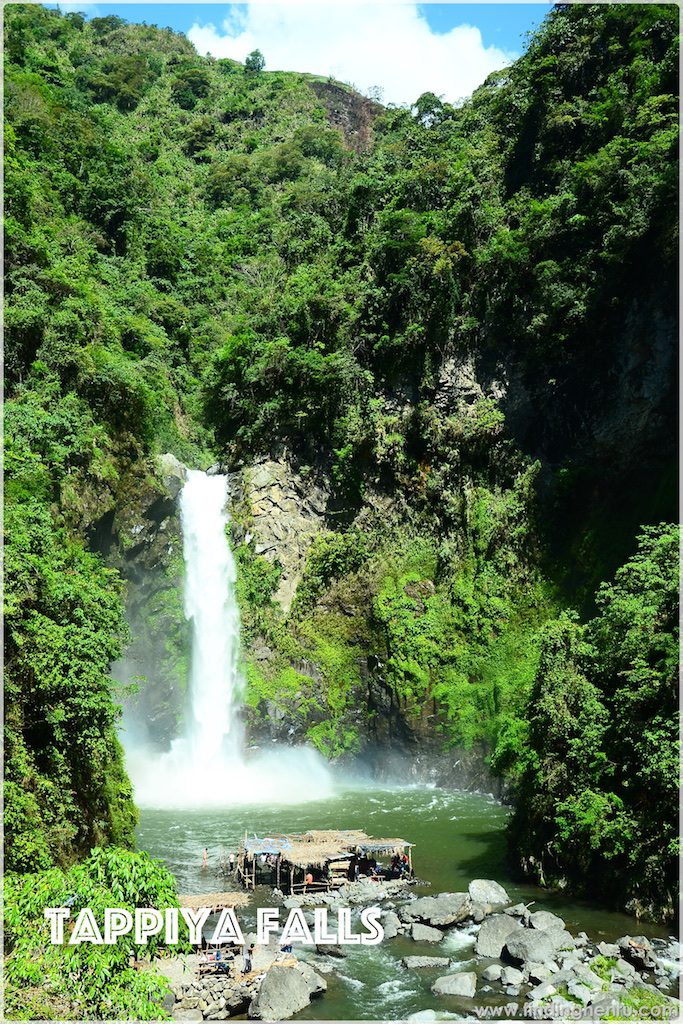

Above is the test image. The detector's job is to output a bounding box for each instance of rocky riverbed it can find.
[160,878,681,1021]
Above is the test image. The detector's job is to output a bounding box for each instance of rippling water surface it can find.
[138,783,673,1019]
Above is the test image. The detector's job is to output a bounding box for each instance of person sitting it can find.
[304,871,314,889]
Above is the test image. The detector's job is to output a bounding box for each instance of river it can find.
[137,782,674,1020]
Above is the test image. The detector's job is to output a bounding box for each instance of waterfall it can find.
[181,471,242,768]
[123,469,333,808]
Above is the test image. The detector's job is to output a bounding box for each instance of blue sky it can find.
[49,3,552,105]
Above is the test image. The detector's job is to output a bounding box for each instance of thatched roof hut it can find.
[237,829,414,892]
[179,891,249,913]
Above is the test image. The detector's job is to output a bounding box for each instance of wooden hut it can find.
[236,829,414,893]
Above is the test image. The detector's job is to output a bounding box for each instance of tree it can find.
[244,48,265,73]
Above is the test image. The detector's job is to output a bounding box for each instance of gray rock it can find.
[475,914,522,958]
[572,963,606,991]
[172,1012,203,1022]
[381,911,401,939]
[157,453,187,499]
[468,879,510,906]
[500,966,524,986]
[615,957,637,977]
[402,893,470,927]
[618,935,657,969]
[481,964,502,982]
[504,903,530,919]
[315,943,345,958]
[504,929,556,965]
[567,981,592,1005]
[432,972,477,998]
[526,963,552,983]
[504,985,520,996]
[295,961,327,997]
[551,930,576,953]
[469,902,488,923]
[412,923,444,943]
[529,911,565,932]
[403,956,451,970]
[247,964,316,1020]
[528,981,557,1001]
[589,992,628,1017]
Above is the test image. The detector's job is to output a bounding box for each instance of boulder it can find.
[380,911,401,939]
[432,972,477,998]
[572,963,606,991]
[526,963,552,983]
[315,943,345,958]
[412,923,444,943]
[469,902,488,923]
[567,981,592,1005]
[504,903,530,919]
[475,914,522,958]
[504,929,557,965]
[402,893,469,927]
[157,453,187,499]
[618,936,657,969]
[614,958,638,979]
[550,930,576,954]
[481,965,502,982]
[173,1012,203,1022]
[468,880,510,906]
[528,981,557,1001]
[248,964,319,1020]
[294,962,327,997]
[403,956,451,970]
[500,966,524,986]
[529,911,565,932]
[597,942,620,957]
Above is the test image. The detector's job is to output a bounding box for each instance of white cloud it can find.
[56,2,101,13]
[187,2,516,107]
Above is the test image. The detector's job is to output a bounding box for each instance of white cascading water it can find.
[124,469,333,808]
[181,471,242,768]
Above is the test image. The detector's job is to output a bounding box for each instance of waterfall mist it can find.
[122,469,334,808]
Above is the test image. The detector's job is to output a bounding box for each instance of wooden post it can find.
[408,847,413,875]
[289,866,294,895]
[276,855,281,890]
[252,856,256,890]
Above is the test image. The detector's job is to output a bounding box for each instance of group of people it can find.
[201,848,236,872]
[346,852,412,882]
[389,853,412,879]
[199,938,255,975]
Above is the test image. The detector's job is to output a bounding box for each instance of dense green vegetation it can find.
[5,847,185,1019]
[4,0,678,967]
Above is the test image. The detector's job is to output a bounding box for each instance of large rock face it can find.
[89,453,190,749]
[235,458,329,613]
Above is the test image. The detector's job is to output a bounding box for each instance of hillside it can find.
[4,0,679,936]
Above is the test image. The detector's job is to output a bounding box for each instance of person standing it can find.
[229,852,235,872]
[242,943,253,974]
[202,848,209,868]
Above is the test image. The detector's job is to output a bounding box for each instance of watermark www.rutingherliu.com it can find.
[470,1002,678,1020]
